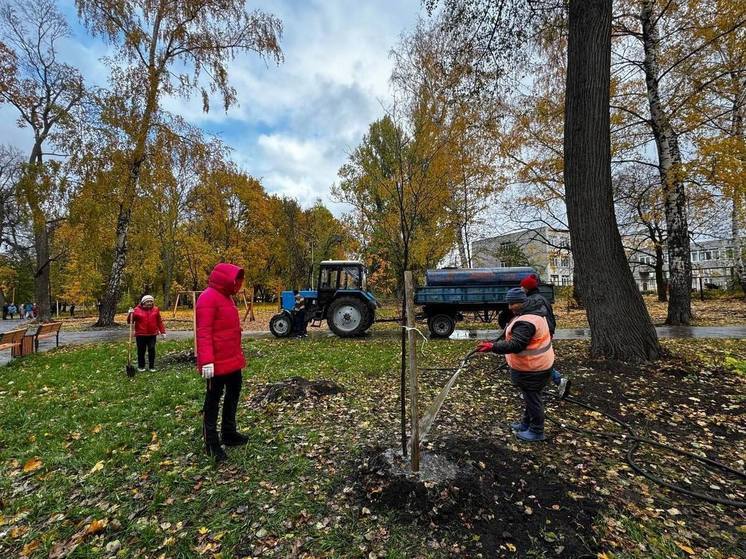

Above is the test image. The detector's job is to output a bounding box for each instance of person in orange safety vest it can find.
[476,287,554,442]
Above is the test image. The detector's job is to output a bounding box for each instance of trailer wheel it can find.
[428,314,455,338]
[269,312,293,338]
[327,297,370,337]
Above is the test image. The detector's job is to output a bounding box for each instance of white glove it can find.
[161,332,166,338]
[127,307,134,314]
[201,363,214,379]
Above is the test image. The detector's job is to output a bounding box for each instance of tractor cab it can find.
[270,260,379,338]
[317,260,367,304]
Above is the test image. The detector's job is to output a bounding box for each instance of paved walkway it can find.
[1,320,744,366]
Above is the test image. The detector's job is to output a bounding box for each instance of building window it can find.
[550,274,559,284]
[691,252,698,262]
[726,248,734,259]
[701,250,708,260]
[560,256,570,268]
[712,250,719,260]
[561,275,569,286]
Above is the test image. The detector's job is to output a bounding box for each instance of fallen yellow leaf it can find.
[89,461,105,474]
[10,525,29,538]
[675,542,695,555]
[22,457,42,473]
[85,518,108,535]
[506,543,516,552]
[21,540,40,556]
[92,424,102,434]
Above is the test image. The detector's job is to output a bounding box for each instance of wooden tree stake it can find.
[404,271,420,472]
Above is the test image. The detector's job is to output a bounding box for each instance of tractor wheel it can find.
[327,297,370,337]
[269,312,293,338]
[427,314,456,339]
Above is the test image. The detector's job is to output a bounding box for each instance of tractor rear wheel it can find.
[269,312,293,338]
[427,313,456,338]
[327,297,370,337]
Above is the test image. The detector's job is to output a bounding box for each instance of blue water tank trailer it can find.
[415,267,554,338]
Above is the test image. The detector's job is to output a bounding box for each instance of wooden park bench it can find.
[0,327,28,358]
[31,322,63,352]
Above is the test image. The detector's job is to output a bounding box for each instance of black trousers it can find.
[136,335,157,369]
[203,370,242,446]
[511,370,550,434]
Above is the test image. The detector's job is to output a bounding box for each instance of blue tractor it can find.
[269,260,379,338]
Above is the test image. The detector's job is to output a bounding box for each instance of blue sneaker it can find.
[516,429,545,442]
[510,421,529,432]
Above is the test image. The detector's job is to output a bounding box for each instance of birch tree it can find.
[75,0,283,326]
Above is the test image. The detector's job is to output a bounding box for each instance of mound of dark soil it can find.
[251,377,344,405]
[355,437,600,558]
[159,349,196,366]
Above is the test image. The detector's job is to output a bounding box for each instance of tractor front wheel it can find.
[327,297,370,337]
[269,312,293,338]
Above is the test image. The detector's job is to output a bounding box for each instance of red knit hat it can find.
[520,274,539,291]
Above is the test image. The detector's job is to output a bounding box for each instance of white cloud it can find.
[2,0,425,213]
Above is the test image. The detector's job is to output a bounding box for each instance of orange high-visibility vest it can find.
[505,313,555,372]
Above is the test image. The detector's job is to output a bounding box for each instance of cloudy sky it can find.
[1,0,426,212]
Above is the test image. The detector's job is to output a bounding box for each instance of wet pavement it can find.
[1,323,744,366]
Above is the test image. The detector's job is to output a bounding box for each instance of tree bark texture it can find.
[641,0,692,324]
[654,242,667,302]
[564,0,660,360]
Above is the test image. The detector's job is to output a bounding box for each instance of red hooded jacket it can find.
[127,305,166,337]
[195,263,246,375]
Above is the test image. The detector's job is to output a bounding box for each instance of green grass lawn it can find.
[0,337,744,558]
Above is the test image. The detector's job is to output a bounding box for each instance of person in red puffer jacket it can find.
[127,295,166,372]
[196,263,247,462]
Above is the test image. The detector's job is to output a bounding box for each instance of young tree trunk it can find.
[730,74,746,293]
[564,0,660,360]
[641,0,692,325]
[456,226,468,267]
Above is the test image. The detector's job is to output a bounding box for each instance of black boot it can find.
[221,371,246,446]
[206,441,228,462]
[222,432,249,446]
[203,379,227,462]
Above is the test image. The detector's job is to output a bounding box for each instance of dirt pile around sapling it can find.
[251,376,344,405]
[355,437,600,558]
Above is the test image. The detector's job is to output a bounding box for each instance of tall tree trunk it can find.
[95,75,160,326]
[564,0,660,360]
[654,242,667,302]
[641,0,692,325]
[22,148,52,323]
[730,74,745,293]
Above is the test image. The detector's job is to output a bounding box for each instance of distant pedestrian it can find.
[23,302,33,319]
[197,263,248,463]
[32,303,38,318]
[69,303,75,317]
[2,304,7,320]
[8,303,16,319]
[292,292,308,337]
[127,295,166,372]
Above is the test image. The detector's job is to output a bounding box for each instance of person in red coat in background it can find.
[127,295,166,372]
[196,263,248,462]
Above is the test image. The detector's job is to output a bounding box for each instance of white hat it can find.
[141,295,154,304]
